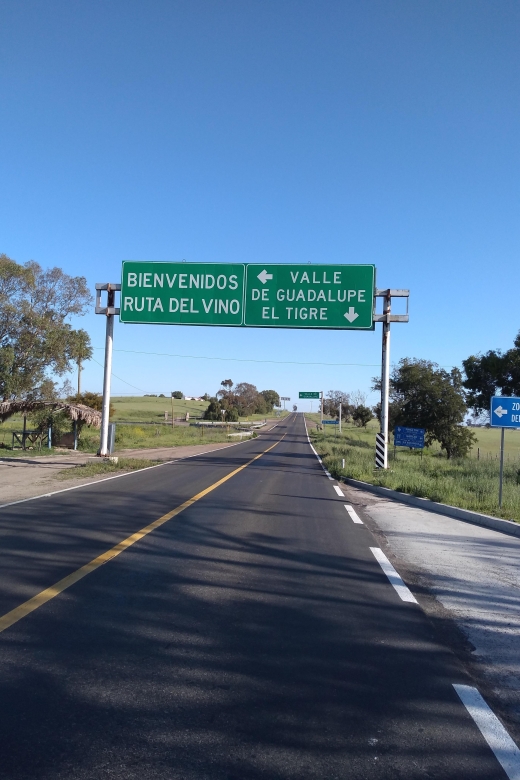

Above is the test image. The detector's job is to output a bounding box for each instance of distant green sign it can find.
[245,264,375,329]
[120,262,245,326]
[299,392,320,399]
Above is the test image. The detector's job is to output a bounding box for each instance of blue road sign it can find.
[490,397,520,428]
[394,426,425,448]
[322,420,339,425]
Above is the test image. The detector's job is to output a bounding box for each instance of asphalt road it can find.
[0,414,511,779]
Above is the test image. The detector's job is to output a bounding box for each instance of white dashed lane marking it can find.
[369,547,418,604]
[333,485,344,497]
[344,505,363,524]
[453,684,520,780]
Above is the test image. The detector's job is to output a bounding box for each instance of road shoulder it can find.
[0,440,245,505]
[343,482,520,737]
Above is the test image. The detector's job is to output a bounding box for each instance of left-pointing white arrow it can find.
[494,405,507,418]
[257,270,273,284]
[344,307,359,323]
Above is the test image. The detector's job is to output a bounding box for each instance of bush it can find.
[204,399,222,421]
[352,405,373,428]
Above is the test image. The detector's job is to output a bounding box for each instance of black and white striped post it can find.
[375,432,386,468]
[373,289,410,469]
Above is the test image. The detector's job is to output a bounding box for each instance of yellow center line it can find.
[0,433,286,634]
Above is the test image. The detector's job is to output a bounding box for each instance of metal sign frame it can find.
[95,271,409,460]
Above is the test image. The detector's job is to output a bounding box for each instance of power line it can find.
[93,346,461,371]
[90,356,146,392]
[93,347,382,368]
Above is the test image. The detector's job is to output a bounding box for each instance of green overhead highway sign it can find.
[299,392,320,399]
[245,264,375,329]
[120,261,245,326]
[120,261,375,329]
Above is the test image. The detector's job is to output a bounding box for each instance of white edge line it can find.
[0,433,271,511]
[344,504,363,524]
[304,415,336,480]
[453,684,520,780]
[369,547,418,604]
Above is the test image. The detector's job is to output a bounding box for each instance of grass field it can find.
[81,423,239,452]
[306,416,520,521]
[0,395,283,454]
[111,395,208,422]
[305,414,520,460]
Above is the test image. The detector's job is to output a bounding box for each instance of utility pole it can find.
[171,392,175,428]
[95,283,120,457]
[339,403,342,435]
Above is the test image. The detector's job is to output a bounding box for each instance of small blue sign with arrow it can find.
[490,396,520,428]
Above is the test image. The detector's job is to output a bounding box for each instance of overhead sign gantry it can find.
[96,262,409,463]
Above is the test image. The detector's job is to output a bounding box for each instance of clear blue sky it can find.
[1,1,518,409]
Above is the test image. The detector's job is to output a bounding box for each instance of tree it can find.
[351,390,368,406]
[373,359,476,459]
[352,405,373,428]
[292,404,297,412]
[203,398,222,421]
[171,390,183,399]
[220,379,233,390]
[67,391,104,412]
[463,331,520,414]
[234,382,260,415]
[260,390,280,411]
[0,254,92,401]
[225,407,239,422]
[323,390,352,419]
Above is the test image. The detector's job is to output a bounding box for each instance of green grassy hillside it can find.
[111,395,207,422]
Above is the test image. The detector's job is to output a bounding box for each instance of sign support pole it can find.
[320,391,324,426]
[499,426,505,509]
[99,304,114,457]
[373,289,410,469]
[95,283,121,457]
[339,403,342,435]
[380,291,391,469]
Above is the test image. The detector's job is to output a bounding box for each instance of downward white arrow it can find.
[257,270,273,284]
[494,405,507,418]
[344,307,359,323]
